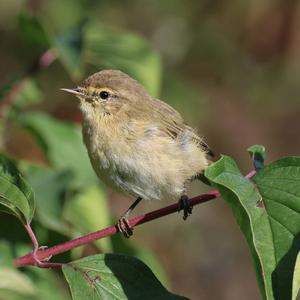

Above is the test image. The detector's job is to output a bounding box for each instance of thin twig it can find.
[15,190,220,268]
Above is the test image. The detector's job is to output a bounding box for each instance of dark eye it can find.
[99,91,109,100]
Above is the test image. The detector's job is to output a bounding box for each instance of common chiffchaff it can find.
[62,70,213,237]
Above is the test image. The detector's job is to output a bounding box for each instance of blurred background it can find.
[1,0,300,299]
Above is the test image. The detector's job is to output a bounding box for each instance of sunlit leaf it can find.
[253,157,300,300]
[205,155,300,300]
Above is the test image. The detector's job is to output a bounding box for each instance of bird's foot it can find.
[117,216,133,238]
[178,195,193,220]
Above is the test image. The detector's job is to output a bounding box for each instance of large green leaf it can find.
[205,155,300,300]
[63,254,187,300]
[63,185,112,253]
[16,112,97,188]
[0,154,35,224]
[253,157,300,300]
[84,22,162,97]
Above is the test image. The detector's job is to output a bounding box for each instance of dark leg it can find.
[178,194,193,220]
[117,197,143,238]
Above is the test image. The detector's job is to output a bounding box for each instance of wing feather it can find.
[140,98,214,157]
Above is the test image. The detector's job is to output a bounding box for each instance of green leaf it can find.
[63,253,188,300]
[253,157,300,300]
[16,112,97,188]
[205,155,300,300]
[84,22,162,96]
[0,154,35,224]
[18,11,50,52]
[22,164,72,235]
[63,185,112,252]
[248,144,266,171]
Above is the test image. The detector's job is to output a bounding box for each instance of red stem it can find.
[24,223,39,251]
[15,190,220,268]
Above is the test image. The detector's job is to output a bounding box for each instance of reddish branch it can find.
[15,190,220,268]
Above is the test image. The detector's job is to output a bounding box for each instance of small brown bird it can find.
[62,70,213,237]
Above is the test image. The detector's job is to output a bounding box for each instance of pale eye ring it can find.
[99,91,110,100]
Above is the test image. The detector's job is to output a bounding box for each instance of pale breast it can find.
[82,116,208,201]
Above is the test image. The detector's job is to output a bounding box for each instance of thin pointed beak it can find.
[60,87,84,96]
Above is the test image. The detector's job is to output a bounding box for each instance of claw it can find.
[178,195,193,220]
[117,216,133,238]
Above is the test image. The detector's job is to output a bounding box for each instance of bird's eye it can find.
[99,91,110,100]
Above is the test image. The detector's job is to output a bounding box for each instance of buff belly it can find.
[85,131,208,202]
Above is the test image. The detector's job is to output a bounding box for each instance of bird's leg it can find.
[117,197,143,238]
[178,194,193,220]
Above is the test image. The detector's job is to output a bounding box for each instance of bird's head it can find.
[61,69,150,120]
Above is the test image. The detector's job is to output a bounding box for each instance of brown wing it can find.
[143,98,214,157]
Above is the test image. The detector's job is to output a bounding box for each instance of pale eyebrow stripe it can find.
[87,87,114,94]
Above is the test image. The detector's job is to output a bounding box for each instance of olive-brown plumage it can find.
[62,69,213,236]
